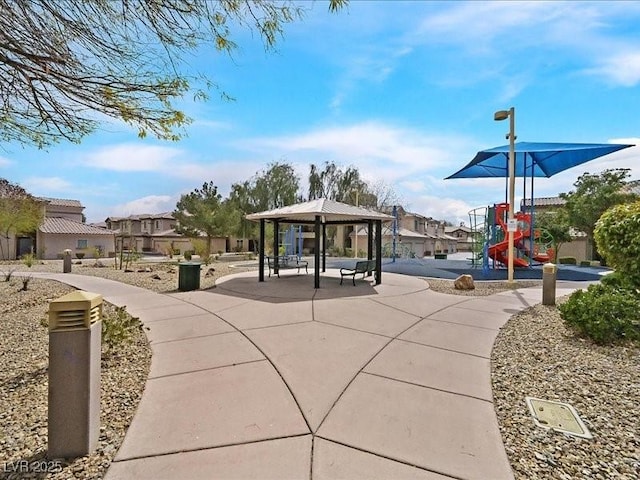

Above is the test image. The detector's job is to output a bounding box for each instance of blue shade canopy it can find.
[446,142,634,179]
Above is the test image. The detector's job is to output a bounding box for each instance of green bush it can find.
[183,250,192,261]
[595,200,640,286]
[102,306,142,352]
[558,256,577,265]
[580,260,591,267]
[558,283,640,344]
[21,252,36,268]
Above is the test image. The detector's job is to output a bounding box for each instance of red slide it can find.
[487,231,530,268]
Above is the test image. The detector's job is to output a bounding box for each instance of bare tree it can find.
[0,0,347,148]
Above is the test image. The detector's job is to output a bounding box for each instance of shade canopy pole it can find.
[375,220,382,285]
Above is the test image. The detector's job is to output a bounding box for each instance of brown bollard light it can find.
[48,291,102,458]
[542,263,557,306]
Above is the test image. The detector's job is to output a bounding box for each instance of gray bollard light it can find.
[48,291,102,458]
[542,263,557,306]
[63,248,72,273]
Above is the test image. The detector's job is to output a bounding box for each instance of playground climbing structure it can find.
[469,203,554,270]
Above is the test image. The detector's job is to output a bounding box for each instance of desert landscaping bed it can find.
[0,262,637,479]
[0,278,150,480]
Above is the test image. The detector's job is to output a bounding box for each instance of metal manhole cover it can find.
[525,397,592,439]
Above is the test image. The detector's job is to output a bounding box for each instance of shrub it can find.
[595,200,640,286]
[102,305,142,353]
[580,260,591,267]
[558,256,577,265]
[21,252,36,268]
[76,252,85,259]
[183,250,192,261]
[92,246,104,261]
[558,283,640,344]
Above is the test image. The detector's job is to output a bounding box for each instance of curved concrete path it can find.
[33,270,588,479]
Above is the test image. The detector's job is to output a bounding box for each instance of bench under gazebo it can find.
[246,199,394,288]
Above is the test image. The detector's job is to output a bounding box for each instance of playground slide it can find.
[487,232,530,268]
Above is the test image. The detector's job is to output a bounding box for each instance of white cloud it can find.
[409,194,480,226]
[78,143,253,188]
[22,176,72,192]
[110,195,176,217]
[246,121,471,182]
[0,156,11,167]
[585,52,640,87]
[83,144,183,171]
[398,180,426,192]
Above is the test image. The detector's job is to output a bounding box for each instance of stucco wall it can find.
[556,237,590,263]
[38,233,115,260]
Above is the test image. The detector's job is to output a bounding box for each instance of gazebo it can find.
[246,199,394,288]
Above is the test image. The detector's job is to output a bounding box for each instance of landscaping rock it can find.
[454,274,475,290]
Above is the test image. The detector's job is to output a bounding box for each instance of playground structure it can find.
[468,202,554,270]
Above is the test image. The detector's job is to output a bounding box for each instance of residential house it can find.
[347,206,458,258]
[445,223,474,252]
[2,197,115,260]
[520,196,590,262]
[104,212,230,256]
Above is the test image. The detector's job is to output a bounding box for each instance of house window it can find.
[155,220,160,229]
[77,239,88,249]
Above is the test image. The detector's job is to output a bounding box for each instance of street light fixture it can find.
[494,107,516,284]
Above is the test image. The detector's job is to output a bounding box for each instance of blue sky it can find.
[2,1,639,224]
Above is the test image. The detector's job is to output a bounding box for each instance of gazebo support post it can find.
[375,220,382,285]
[258,219,265,282]
[322,223,327,272]
[273,220,279,276]
[367,220,373,277]
[314,216,321,288]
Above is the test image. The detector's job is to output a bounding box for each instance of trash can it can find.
[178,261,202,291]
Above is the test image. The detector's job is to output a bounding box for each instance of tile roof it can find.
[521,196,566,208]
[39,217,115,235]
[151,229,182,237]
[37,197,83,208]
[445,225,472,233]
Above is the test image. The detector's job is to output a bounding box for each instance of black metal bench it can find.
[266,255,308,278]
[340,259,376,286]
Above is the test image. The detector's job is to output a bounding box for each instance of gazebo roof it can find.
[245,198,394,223]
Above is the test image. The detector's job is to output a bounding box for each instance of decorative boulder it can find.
[454,274,475,290]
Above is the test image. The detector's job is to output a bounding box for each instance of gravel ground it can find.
[492,300,640,479]
[0,277,150,480]
[1,260,638,479]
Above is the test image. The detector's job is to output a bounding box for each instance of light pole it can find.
[494,107,516,284]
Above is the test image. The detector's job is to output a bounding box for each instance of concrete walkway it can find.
[34,270,588,479]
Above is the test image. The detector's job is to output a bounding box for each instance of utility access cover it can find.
[525,397,592,439]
